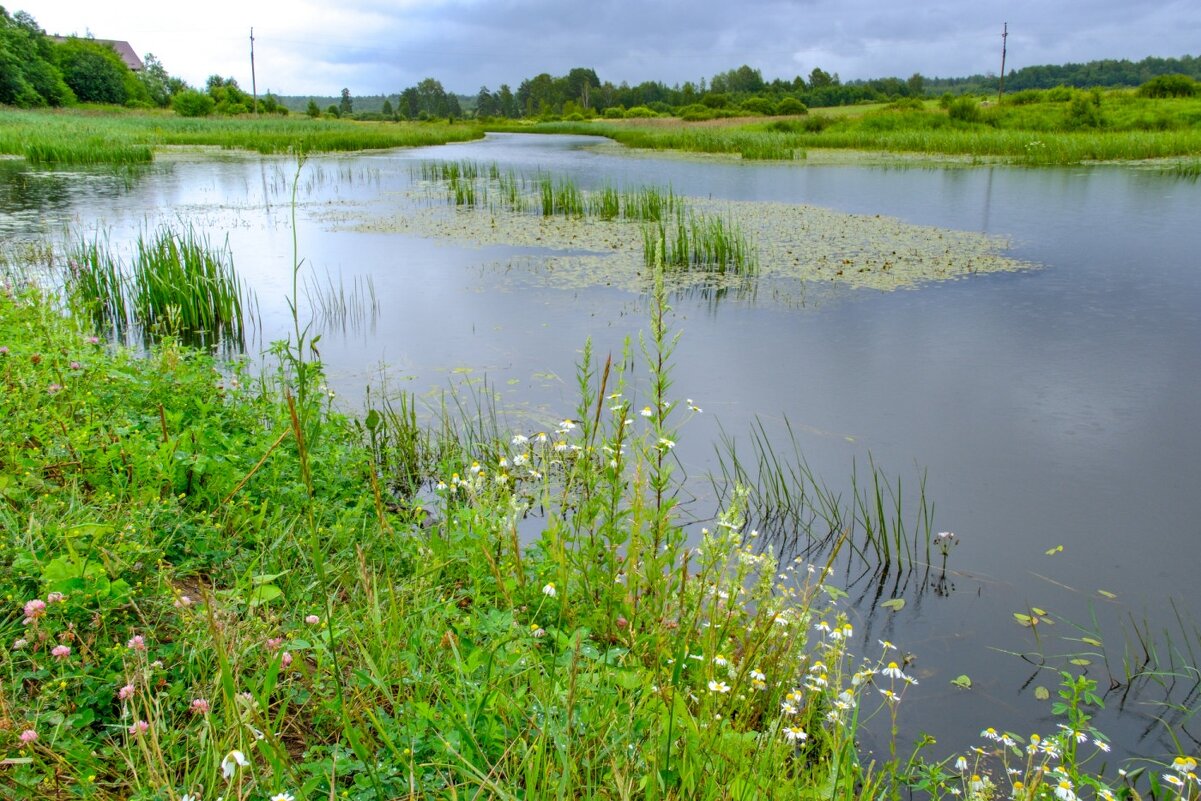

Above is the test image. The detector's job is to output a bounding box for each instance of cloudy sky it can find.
[16,0,1199,97]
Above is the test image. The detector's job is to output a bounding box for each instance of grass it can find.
[2,233,1188,798]
[65,224,250,348]
[642,210,757,275]
[0,107,485,165]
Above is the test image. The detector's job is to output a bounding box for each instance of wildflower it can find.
[687,399,702,413]
[127,635,146,651]
[51,644,71,660]
[713,654,728,667]
[280,651,293,668]
[955,756,969,772]
[882,661,905,679]
[1164,774,1186,790]
[707,680,731,694]
[174,595,193,608]
[70,361,81,370]
[305,614,320,625]
[266,637,284,652]
[511,434,528,445]
[879,639,896,651]
[13,638,27,649]
[557,419,576,432]
[970,775,988,794]
[221,749,250,780]
[1054,778,1077,801]
[0,346,7,356]
[1093,738,1110,752]
[118,684,135,701]
[22,598,46,624]
[190,698,210,715]
[530,624,546,638]
[129,720,149,735]
[47,592,65,604]
[640,406,653,417]
[783,725,808,742]
[815,621,831,634]
[270,794,296,801]
[658,437,676,449]
[87,336,100,345]
[1173,757,1199,774]
[780,701,798,715]
[48,383,62,394]
[533,432,549,444]
[19,729,37,744]
[749,669,765,682]
[435,480,448,491]
[542,582,557,597]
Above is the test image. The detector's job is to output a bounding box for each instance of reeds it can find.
[65,224,250,347]
[642,209,757,274]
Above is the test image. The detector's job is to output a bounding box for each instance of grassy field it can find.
[0,107,484,165]
[492,89,1201,165]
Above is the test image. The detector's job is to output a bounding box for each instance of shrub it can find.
[1138,73,1199,98]
[1065,90,1105,129]
[603,106,624,119]
[171,89,214,117]
[624,105,657,118]
[679,103,716,121]
[776,97,808,115]
[947,96,983,123]
[739,96,776,115]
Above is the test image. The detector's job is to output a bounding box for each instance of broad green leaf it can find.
[1035,686,1050,700]
[881,598,906,611]
[951,674,972,689]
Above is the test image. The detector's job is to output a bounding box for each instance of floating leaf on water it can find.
[1098,589,1117,599]
[1035,686,1050,700]
[1069,658,1092,666]
[1081,637,1102,647]
[951,674,972,689]
[881,598,906,611]
[823,585,848,602]
[1014,612,1034,626]
[1045,545,1064,555]
[1030,607,1048,616]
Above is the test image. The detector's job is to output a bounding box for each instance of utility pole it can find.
[997,22,1008,104]
[250,27,258,115]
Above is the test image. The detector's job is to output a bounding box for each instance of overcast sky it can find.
[15,0,1199,97]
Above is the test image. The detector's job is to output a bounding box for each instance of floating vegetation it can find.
[1163,159,1201,179]
[65,224,250,347]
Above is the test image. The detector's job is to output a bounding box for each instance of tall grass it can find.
[642,209,757,275]
[65,224,250,347]
[0,109,485,165]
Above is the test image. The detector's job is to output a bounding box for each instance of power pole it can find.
[250,27,258,115]
[997,22,1008,104]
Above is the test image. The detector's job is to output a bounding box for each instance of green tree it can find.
[136,53,173,107]
[381,98,394,118]
[339,87,353,116]
[0,9,73,106]
[54,37,129,104]
[171,88,214,117]
[306,98,320,118]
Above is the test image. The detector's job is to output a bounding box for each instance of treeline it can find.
[925,54,1201,95]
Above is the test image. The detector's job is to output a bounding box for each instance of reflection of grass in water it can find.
[303,267,380,331]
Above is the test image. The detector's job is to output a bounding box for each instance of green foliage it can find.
[0,9,74,107]
[1138,73,1199,98]
[624,104,658,118]
[54,37,130,104]
[306,98,320,118]
[776,96,808,115]
[947,96,983,123]
[172,88,215,117]
[1065,90,1105,129]
[339,87,352,116]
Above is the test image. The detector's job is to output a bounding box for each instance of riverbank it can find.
[0,268,1147,799]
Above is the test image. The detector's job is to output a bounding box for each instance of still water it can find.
[2,134,1199,761]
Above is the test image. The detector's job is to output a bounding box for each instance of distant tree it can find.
[776,96,808,115]
[565,67,600,109]
[54,37,129,104]
[339,87,352,116]
[381,98,394,117]
[137,53,173,107]
[326,104,339,117]
[475,86,497,117]
[907,72,926,97]
[206,76,251,114]
[807,67,836,89]
[497,83,516,117]
[306,99,320,117]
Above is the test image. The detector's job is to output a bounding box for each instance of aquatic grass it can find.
[642,209,757,275]
[23,139,154,166]
[302,267,379,330]
[712,416,934,578]
[63,223,250,347]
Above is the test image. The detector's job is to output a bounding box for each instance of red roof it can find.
[50,36,144,71]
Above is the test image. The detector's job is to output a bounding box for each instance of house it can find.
[50,36,144,72]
